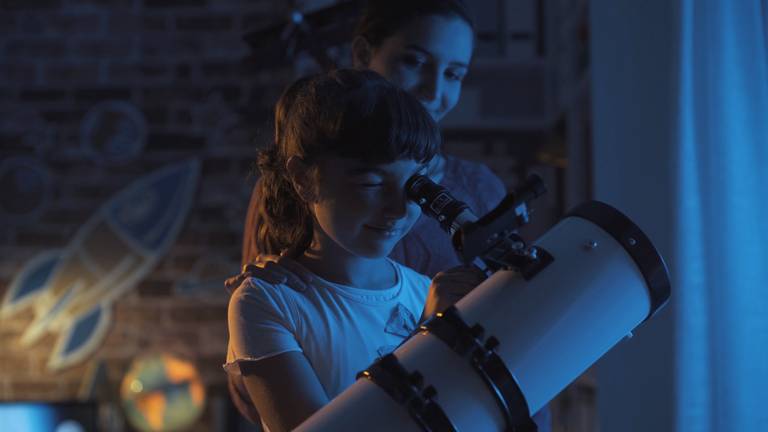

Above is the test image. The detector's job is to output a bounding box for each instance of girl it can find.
[226,69,474,431]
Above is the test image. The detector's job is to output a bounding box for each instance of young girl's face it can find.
[308,157,428,259]
[365,15,473,122]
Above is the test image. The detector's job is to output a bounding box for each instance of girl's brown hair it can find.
[243,69,440,263]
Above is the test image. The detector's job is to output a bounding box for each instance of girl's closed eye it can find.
[359,182,384,189]
[351,175,384,188]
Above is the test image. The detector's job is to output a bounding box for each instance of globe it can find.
[120,353,205,431]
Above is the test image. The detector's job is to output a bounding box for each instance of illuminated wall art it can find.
[80,100,147,164]
[0,160,200,370]
[0,156,53,225]
[120,353,205,432]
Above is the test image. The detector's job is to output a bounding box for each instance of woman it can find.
[234,1,551,429]
[241,0,506,284]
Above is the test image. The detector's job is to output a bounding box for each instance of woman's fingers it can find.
[224,273,245,293]
[255,254,281,266]
[224,261,290,292]
[275,256,315,286]
[263,259,312,292]
[224,266,259,292]
[223,257,314,293]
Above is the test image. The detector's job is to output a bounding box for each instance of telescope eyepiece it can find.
[406,174,477,236]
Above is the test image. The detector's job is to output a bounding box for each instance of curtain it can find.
[675,1,768,431]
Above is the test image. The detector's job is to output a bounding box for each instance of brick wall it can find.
[0,0,594,431]
[1,1,290,430]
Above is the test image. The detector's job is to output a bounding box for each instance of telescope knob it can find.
[484,336,500,351]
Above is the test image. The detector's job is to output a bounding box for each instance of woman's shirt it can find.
[389,154,508,277]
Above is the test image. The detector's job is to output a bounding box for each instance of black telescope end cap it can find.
[567,201,671,322]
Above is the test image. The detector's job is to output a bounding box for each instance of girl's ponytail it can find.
[250,145,313,259]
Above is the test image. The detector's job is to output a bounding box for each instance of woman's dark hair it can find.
[244,69,441,261]
[354,0,475,48]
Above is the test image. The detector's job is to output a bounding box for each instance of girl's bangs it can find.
[329,86,441,164]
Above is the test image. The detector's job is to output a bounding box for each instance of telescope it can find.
[296,174,671,432]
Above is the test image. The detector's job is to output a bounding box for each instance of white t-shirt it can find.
[224,258,430,409]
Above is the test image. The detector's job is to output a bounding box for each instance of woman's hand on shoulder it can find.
[420,265,487,322]
[225,255,314,293]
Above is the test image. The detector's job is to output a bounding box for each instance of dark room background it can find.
[0,0,594,431]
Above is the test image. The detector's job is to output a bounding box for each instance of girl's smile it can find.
[363,224,407,237]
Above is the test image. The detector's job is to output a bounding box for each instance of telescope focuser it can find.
[406,174,553,279]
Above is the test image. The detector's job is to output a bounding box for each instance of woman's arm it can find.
[241,351,329,432]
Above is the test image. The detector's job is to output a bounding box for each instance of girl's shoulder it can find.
[228,276,307,328]
[230,276,303,309]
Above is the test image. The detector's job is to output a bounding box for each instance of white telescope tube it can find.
[296,201,670,432]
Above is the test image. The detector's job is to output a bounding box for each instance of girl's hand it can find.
[420,265,487,322]
[224,255,314,293]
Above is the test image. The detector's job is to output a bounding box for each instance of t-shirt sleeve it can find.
[227,278,302,366]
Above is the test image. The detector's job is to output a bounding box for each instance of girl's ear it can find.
[351,36,373,68]
[286,156,318,203]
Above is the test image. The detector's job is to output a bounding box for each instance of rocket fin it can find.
[18,281,80,347]
[48,303,112,371]
[1,250,61,318]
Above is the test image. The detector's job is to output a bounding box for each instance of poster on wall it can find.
[0,160,200,370]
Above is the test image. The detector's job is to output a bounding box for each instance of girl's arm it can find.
[241,351,329,432]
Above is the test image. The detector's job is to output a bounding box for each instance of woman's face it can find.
[308,157,427,259]
[363,15,473,122]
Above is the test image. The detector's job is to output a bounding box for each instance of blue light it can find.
[0,403,55,432]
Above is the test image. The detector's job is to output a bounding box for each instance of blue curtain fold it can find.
[675,0,768,430]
